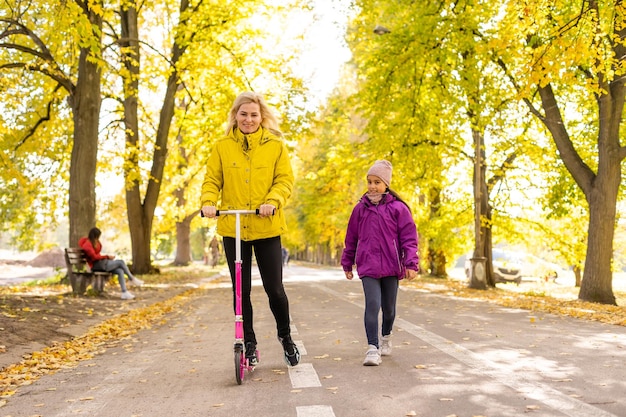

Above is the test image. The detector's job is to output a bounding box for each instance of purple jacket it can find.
[341,193,419,279]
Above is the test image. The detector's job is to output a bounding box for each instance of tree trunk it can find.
[173,135,193,266]
[68,4,102,246]
[573,264,582,287]
[427,187,447,277]
[578,173,619,304]
[482,201,495,287]
[174,217,192,265]
[120,4,145,273]
[173,90,193,266]
[428,248,447,277]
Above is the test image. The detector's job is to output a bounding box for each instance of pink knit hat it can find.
[367,159,392,186]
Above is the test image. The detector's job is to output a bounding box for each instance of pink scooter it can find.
[214,209,259,385]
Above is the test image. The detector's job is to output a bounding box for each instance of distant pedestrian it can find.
[281,246,290,266]
[341,160,419,366]
[79,227,143,300]
[209,236,220,267]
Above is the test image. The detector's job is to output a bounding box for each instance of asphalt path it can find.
[2,264,625,417]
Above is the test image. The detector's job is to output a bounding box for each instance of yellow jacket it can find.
[201,126,294,241]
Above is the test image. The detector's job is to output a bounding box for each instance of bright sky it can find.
[261,0,353,108]
[295,0,353,106]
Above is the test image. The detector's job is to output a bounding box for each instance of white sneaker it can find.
[380,335,392,356]
[129,277,144,287]
[121,291,135,300]
[363,345,381,366]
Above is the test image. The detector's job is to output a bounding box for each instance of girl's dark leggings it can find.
[223,236,291,345]
[361,276,399,348]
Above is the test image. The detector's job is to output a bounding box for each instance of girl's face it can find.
[236,102,262,134]
[367,175,387,193]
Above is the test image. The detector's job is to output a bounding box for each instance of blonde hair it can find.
[225,91,282,136]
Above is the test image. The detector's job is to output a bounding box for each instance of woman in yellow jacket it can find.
[201,91,299,367]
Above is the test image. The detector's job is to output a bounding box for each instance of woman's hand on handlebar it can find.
[258,204,276,218]
[201,206,217,218]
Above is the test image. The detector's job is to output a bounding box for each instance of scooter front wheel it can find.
[234,348,244,385]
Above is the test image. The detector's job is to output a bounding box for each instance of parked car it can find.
[491,249,524,284]
[465,249,522,284]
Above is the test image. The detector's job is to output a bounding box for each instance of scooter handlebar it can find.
[201,209,275,217]
[216,209,260,216]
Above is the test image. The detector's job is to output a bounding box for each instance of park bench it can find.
[64,248,112,295]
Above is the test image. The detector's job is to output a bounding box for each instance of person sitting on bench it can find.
[79,227,143,300]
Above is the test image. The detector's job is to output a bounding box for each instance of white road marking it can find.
[315,284,619,417]
[296,405,336,417]
[289,362,322,388]
[295,339,307,355]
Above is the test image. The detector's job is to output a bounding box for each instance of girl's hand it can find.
[405,269,417,281]
[345,271,354,280]
[108,255,115,260]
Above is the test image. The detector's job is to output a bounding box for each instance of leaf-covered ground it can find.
[404,275,626,326]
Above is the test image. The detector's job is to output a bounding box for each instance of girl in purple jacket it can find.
[341,160,419,366]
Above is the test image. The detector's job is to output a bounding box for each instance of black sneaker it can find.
[245,342,258,366]
[279,336,300,367]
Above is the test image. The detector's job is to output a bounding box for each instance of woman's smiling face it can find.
[236,102,262,134]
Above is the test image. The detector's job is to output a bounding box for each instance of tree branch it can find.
[14,84,63,151]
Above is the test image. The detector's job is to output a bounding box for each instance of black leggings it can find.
[223,236,291,345]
